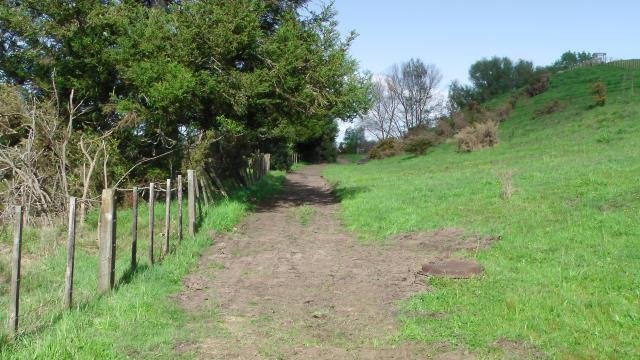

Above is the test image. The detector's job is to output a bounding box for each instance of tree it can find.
[386,59,442,132]
[0,0,371,218]
[469,57,515,101]
[552,51,595,70]
[361,78,402,140]
[447,80,478,113]
[341,126,366,154]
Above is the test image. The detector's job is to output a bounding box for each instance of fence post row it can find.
[163,179,171,257]
[97,189,117,293]
[64,197,77,309]
[9,206,23,336]
[149,182,155,265]
[131,187,138,270]
[187,170,196,236]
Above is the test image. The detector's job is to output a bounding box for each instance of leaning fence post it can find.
[9,205,23,336]
[177,175,183,243]
[149,183,155,265]
[187,170,196,236]
[64,197,77,309]
[131,187,138,270]
[200,177,210,207]
[98,189,116,293]
[163,179,171,257]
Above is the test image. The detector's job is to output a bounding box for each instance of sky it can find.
[328,0,640,141]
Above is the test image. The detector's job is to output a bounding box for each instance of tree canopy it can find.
[0,0,371,178]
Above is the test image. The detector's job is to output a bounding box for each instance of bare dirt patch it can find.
[176,165,492,359]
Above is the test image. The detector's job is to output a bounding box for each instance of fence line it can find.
[7,152,274,336]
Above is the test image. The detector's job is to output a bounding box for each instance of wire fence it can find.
[4,152,276,337]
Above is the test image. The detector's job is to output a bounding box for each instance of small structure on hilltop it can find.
[593,53,607,64]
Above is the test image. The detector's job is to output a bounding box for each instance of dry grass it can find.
[455,121,499,152]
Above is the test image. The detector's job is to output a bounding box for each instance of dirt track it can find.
[176,165,487,359]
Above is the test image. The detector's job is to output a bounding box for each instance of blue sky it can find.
[329,0,639,141]
[331,0,639,87]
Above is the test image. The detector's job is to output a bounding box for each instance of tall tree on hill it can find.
[386,58,442,132]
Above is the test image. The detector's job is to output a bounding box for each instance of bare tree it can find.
[386,59,442,132]
[360,79,402,140]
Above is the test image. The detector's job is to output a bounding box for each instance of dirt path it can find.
[176,165,479,359]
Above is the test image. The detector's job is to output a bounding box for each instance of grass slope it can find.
[324,65,640,358]
[0,172,285,359]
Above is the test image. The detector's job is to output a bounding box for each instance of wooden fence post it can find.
[163,179,171,256]
[265,153,271,173]
[98,189,116,293]
[64,197,77,309]
[200,177,210,207]
[177,175,183,243]
[187,170,196,236]
[149,183,155,265]
[9,205,23,335]
[131,187,138,270]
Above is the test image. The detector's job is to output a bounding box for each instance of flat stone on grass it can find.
[421,259,484,278]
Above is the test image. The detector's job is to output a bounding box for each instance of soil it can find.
[175,165,494,359]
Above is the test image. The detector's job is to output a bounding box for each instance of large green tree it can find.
[0,0,370,183]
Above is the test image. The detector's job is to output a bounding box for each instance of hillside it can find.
[324,64,640,358]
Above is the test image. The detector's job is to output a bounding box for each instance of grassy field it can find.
[0,172,285,359]
[324,65,640,358]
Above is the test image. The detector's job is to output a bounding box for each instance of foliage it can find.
[551,51,595,70]
[340,126,367,154]
[368,138,404,159]
[324,65,640,358]
[525,72,550,97]
[591,81,607,107]
[0,0,371,205]
[455,121,499,152]
[469,57,537,101]
[403,133,439,155]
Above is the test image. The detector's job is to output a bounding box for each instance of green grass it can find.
[0,172,285,359]
[294,205,316,226]
[324,65,640,358]
[338,153,366,163]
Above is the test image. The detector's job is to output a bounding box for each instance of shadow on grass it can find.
[115,264,150,290]
[332,185,369,201]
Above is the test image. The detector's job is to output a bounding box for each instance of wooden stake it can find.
[97,189,116,293]
[177,175,183,243]
[149,183,155,265]
[9,206,23,335]
[200,177,210,207]
[163,179,171,256]
[187,170,196,236]
[131,187,138,270]
[64,197,77,309]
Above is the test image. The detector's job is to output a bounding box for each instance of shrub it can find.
[452,112,469,131]
[404,133,439,155]
[435,119,453,137]
[591,81,607,107]
[455,121,499,152]
[494,104,513,122]
[368,138,404,159]
[534,100,565,117]
[526,72,550,97]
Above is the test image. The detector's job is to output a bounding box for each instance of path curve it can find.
[176,165,461,359]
